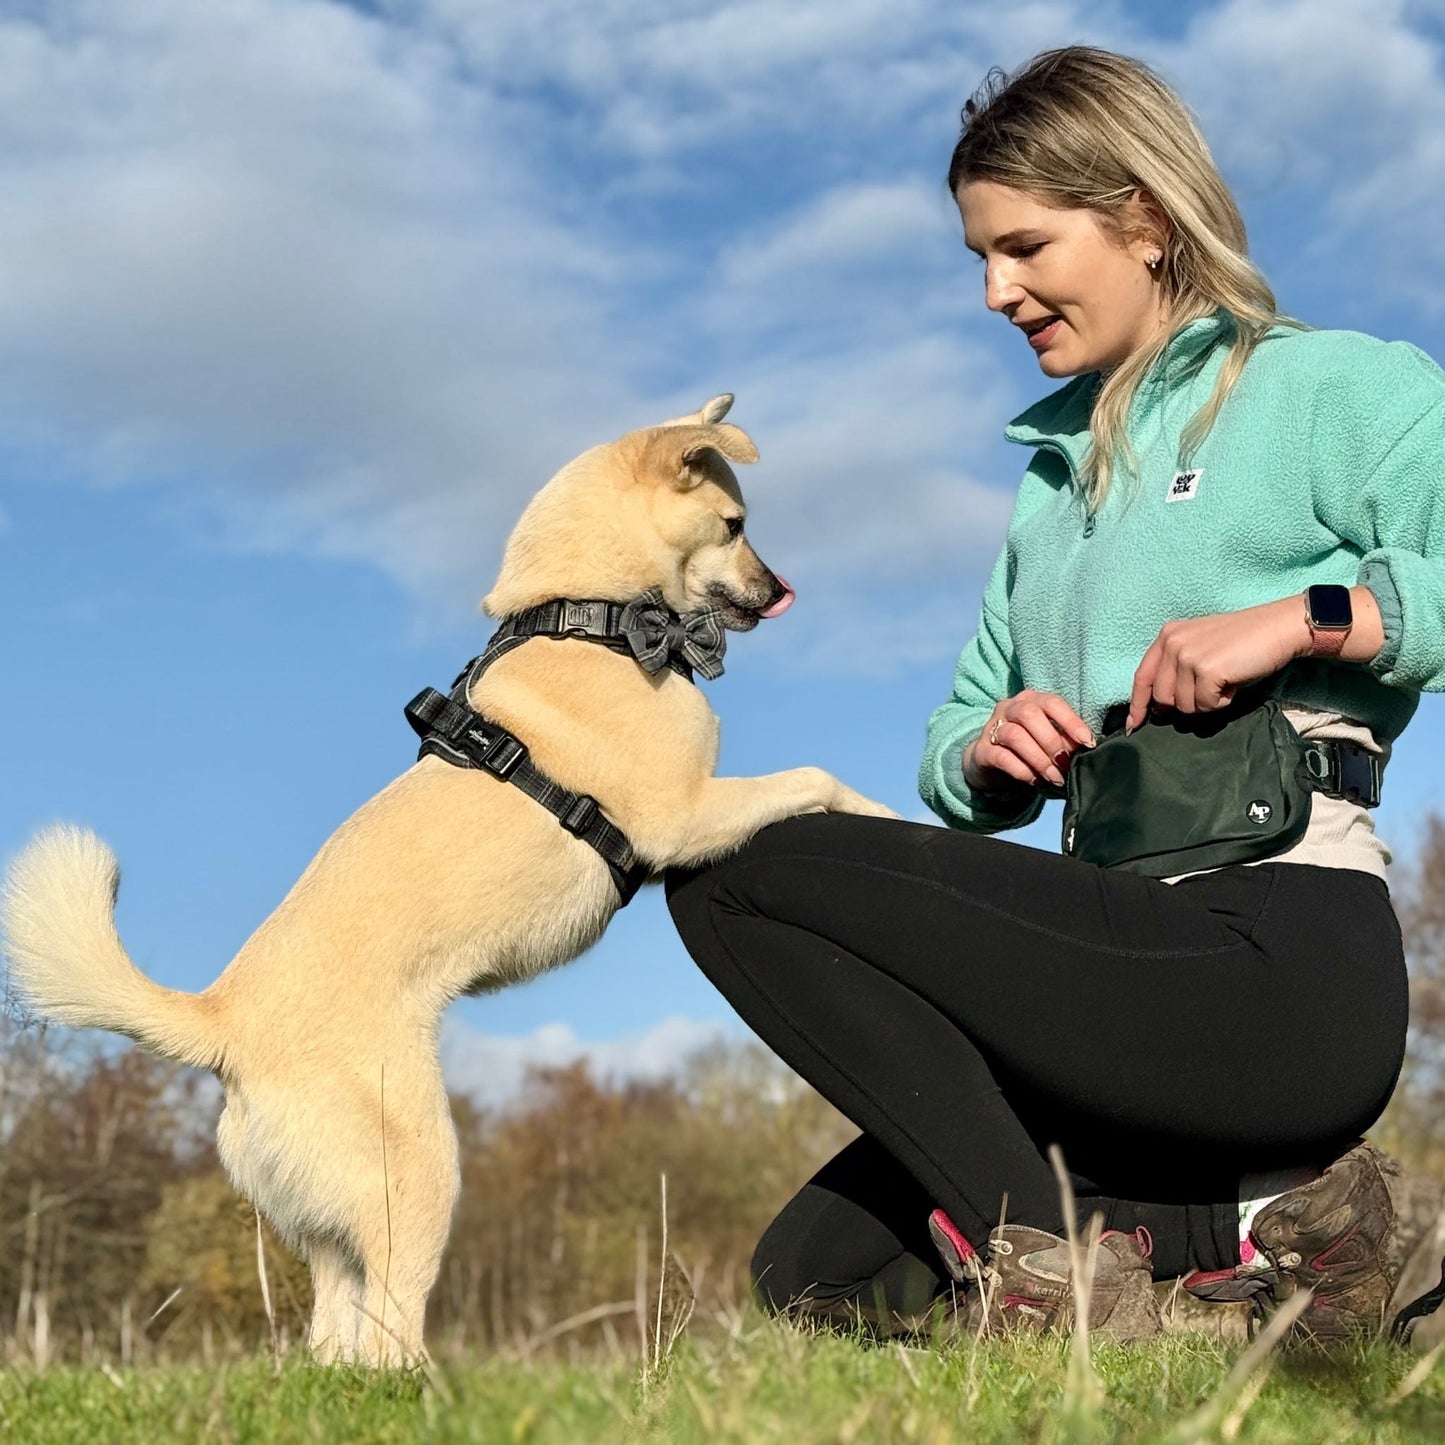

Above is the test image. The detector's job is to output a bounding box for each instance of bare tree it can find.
[1377,812,1445,1175]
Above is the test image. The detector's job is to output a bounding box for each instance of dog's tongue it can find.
[759,576,795,619]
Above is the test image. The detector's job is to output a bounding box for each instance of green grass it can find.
[1,1328,1442,1444]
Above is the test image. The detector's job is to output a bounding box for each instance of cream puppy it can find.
[2,396,894,1366]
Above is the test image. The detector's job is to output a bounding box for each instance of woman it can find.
[666,46,1445,1343]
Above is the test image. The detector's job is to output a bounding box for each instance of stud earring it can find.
[1146,252,1162,272]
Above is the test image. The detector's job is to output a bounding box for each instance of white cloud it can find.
[1158,0,1445,307]
[438,1013,727,1108]
[0,0,645,594]
[6,0,1445,669]
[719,181,951,294]
[0,0,1050,637]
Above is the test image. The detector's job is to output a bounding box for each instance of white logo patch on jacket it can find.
[1167,469,1203,501]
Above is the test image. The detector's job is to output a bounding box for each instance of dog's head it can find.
[484,394,794,630]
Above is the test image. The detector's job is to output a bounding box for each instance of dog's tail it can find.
[2,825,224,1072]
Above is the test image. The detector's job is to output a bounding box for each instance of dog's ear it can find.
[656,393,735,428]
[643,422,759,490]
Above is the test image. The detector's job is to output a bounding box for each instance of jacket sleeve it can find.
[1310,340,1445,693]
[918,550,1044,832]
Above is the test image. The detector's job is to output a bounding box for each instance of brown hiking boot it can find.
[963,1223,1161,1341]
[1249,1142,1396,1341]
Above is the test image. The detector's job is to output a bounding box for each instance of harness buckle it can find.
[471,729,527,779]
[561,600,606,635]
[559,795,601,837]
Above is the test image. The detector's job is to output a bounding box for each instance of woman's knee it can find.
[662,823,800,956]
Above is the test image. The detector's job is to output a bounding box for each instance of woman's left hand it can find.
[1126,598,1308,731]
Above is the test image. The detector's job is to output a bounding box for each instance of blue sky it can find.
[5,0,1445,1100]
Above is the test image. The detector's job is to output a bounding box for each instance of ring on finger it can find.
[988,718,1004,747]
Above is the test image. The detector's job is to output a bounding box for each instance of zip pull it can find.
[1082,513,1096,538]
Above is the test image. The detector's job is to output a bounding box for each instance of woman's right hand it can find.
[963,691,1096,794]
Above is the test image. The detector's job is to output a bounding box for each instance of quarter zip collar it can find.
[1003,310,1237,487]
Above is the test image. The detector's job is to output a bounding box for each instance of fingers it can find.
[1126,639,1160,733]
[978,692,1095,789]
[1044,693,1097,750]
[1130,618,1249,729]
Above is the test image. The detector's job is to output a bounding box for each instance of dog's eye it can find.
[724,516,744,540]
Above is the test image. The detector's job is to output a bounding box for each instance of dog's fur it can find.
[1,396,894,1365]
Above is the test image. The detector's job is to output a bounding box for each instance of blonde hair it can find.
[948,46,1303,510]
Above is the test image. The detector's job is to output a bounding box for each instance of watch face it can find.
[1308,584,1353,629]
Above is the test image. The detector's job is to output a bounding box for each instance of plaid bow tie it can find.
[619,588,727,681]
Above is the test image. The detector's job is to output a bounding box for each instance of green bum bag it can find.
[1058,684,1380,878]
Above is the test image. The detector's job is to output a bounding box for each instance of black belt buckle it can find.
[1303,739,1380,808]
[560,795,600,836]
[1333,741,1381,808]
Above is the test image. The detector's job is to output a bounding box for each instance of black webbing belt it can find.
[404,686,649,905]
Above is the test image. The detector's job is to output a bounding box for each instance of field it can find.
[3,1323,1443,1444]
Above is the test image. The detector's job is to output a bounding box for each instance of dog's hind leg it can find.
[306,1238,364,1364]
[349,1069,460,1367]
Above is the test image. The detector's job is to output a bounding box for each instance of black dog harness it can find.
[405,589,727,906]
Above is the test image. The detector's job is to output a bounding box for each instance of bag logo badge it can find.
[1167,469,1203,502]
[1246,800,1272,824]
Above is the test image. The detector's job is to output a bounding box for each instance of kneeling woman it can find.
[667,46,1444,1343]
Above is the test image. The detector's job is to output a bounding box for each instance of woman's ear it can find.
[1129,186,1173,257]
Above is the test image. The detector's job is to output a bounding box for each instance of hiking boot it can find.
[1250,1141,1398,1340]
[933,1214,1160,1341]
[929,1208,984,1288]
[1181,1143,1445,1345]
[1183,1142,1397,1341]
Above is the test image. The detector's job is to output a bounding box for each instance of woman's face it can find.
[956,180,1168,378]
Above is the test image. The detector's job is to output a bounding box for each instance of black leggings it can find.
[665,815,1408,1329]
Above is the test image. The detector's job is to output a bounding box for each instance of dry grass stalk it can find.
[522,1300,638,1354]
[1048,1143,1104,1418]
[653,1173,668,1376]
[145,1287,182,1328]
[380,1062,394,1353]
[962,1196,1006,1412]
[632,1221,649,1364]
[254,1208,278,1363]
[1386,1340,1444,1406]
[1167,1287,1311,1444]
[638,1171,695,1393]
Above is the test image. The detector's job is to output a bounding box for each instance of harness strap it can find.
[405,687,649,905]
[487,599,695,681]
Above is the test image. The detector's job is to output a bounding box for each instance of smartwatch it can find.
[1304,584,1353,658]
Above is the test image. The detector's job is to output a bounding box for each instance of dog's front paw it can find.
[828,785,901,821]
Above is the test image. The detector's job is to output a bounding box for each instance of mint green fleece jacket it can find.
[920,312,1445,833]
